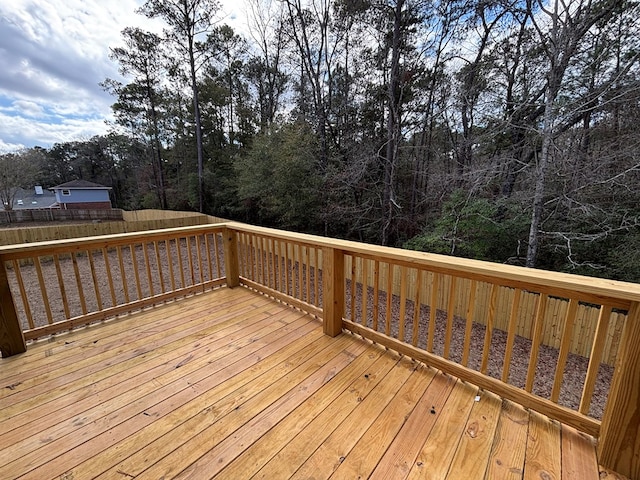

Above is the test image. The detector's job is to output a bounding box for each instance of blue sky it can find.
[0,0,244,153]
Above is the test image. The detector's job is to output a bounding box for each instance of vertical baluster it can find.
[13,260,33,328]
[54,254,71,319]
[427,272,440,352]
[195,235,204,285]
[166,239,176,292]
[284,241,290,295]
[551,298,579,402]
[204,233,213,281]
[385,263,394,336]
[580,305,613,414]
[372,260,380,331]
[213,232,221,279]
[305,246,311,304]
[186,236,196,286]
[361,258,369,326]
[71,252,87,315]
[480,284,499,374]
[501,288,522,382]
[297,244,303,301]
[102,248,117,306]
[87,250,103,311]
[412,269,423,346]
[461,280,478,366]
[443,276,458,359]
[350,256,357,322]
[117,246,130,303]
[130,244,143,300]
[526,293,549,392]
[141,242,154,296]
[153,240,165,293]
[262,237,268,287]
[398,266,408,342]
[273,239,280,292]
[34,257,53,324]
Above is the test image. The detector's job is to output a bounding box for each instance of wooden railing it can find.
[0,225,228,349]
[1,222,639,478]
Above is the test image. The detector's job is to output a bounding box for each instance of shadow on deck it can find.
[0,287,627,479]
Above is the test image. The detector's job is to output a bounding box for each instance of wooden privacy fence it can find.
[0,209,227,246]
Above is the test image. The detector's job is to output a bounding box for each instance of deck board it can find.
[0,287,621,479]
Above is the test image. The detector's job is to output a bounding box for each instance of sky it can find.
[0,0,245,153]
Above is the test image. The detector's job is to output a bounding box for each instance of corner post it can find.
[598,301,640,479]
[223,227,240,288]
[322,247,344,337]
[0,259,26,357]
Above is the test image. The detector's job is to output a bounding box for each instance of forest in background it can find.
[1,0,639,282]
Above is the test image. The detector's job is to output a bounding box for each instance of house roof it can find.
[50,180,112,190]
[11,187,57,210]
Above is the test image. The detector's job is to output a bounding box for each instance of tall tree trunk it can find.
[382,0,403,246]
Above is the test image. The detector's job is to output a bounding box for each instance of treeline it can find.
[5,0,640,282]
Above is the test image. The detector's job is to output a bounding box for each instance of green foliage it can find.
[404,191,529,263]
[236,121,322,231]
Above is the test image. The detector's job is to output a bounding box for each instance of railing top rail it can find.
[0,223,228,260]
[230,223,640,307]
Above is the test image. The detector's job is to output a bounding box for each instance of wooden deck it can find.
[0,287,623,479]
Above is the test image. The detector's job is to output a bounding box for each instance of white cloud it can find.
[0,0,247,151]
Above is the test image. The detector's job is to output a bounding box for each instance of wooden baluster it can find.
[598,301,640,479]
[461,280,478,367]
[273,239,281,293]
[204,233,213,281]
[142,243,154,296]
[480,284,499,374]
[213,232,221,279]
[0,259,26,357]
[297,244,303,300]
[195,235,204,285]
[550,298,579,402]
[117,246,130,303]
[372,260,380,331]
[322,247,344,337]
[525,293,549,392]
[502,288,522,383]
[87,251,103,311]
[12,260,33,329]
[284,241,290,296]
[166,239,176,292]
[443,276,458,359]
[350,256,357,322]
[130,244,143,300]
[385,263,394,336]
[176,238,186,288]
[427,272,440,352]
[35,257,53,324]
[53,254,71,319]
[412,269,423,346]
[71,252,87,315]
[305,246,311,304]
[361,258,369,326]
[186,236,195,286]
[102,248,117,306]
[398,266,408,342]
[579,305,612,414]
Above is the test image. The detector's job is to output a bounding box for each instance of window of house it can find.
[62,189,71,196]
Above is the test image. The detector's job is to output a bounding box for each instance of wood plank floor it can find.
[0,287,622,479]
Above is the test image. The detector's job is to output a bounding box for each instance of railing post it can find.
[0,259,26,357]
[322,247,344,337]
[598,301,640,479]
[223,227,240,288]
